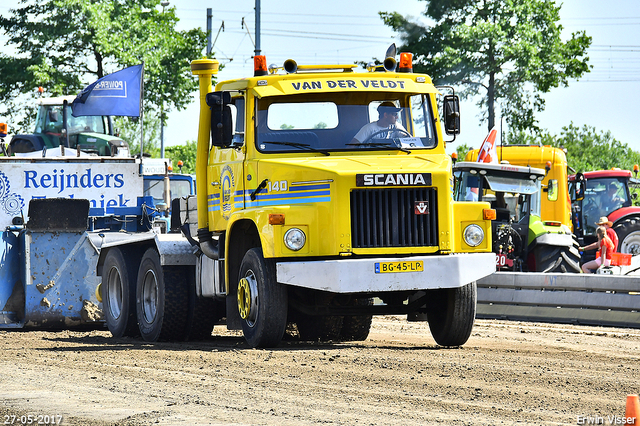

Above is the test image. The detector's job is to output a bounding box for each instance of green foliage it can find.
[114,114,160,158]
[454,142,473,161]
[0,0,208,136]
[165,140,197,174]
[381,0,592,133]
[506,123,640,173]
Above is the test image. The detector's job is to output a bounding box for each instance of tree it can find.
[115,114,161,158]
[0,0,207,143]
[381,0,592,133]
[166,140,197,174]
[455,143,473,161]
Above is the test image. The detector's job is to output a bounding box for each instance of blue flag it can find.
[72,64,143,117]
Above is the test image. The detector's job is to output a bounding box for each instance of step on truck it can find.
[98,47,496,348]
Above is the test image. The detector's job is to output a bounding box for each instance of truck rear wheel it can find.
[533,244,581,273]
[237,248,288,348]
[136,248,189,342]
[614,217,640,255]
[102,248,138,338]
[339,298,373,341]
[427,282,476,347]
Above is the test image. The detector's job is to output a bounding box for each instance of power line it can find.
[180,8,390,21]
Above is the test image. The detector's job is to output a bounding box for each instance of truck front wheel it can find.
[427,282,476,347]
[237,248,288,348]
[136,248,189,342]
[102,248,138,338]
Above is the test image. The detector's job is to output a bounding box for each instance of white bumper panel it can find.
[276,252,496,293]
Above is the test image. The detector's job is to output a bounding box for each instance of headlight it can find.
[463,224,484,247]
[284,228,306,251]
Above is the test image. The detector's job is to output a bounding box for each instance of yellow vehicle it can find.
[99,48,495,349]
[466,145,571,228]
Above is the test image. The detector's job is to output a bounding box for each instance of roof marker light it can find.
[398,52,413,73]
[254,55,268,76]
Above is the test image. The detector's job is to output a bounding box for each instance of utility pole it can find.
[160,0,170,158]
[207,8,212,56]
[254,0,261,56]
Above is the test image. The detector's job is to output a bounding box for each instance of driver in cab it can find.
[351,101,406,146]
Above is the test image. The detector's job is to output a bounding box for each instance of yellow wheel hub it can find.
[95,283,102,303]
[237,278,252,320]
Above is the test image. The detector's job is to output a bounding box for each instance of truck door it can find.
[209,96,246,231]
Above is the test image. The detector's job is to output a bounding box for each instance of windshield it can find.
[143,178,193,205]
[255,93,437,153]
[35,105,110,135]
[580,177,630,235]
[454,170,541,222]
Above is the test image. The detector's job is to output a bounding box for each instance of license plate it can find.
[374,260,424,274]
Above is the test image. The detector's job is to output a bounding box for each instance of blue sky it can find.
[2,0,639,155]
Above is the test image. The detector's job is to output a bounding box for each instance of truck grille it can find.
[350,188,438,248]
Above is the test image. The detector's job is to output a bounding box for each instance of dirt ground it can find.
[0,316,638,426]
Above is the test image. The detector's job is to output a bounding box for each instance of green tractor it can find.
[8,96,129,157]
[453,161,581,273]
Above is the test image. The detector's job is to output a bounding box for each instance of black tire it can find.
[533,243,581,273]
[184,268,222,341]
[427,282,476,347]
[102,248,139,338]
[185,297,220,341]
[340,298,373,342]
[614,217,640,255]
[237,248,288,348]
[297,314,344,342]
[136,248,189,342]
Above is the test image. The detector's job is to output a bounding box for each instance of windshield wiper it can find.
[262,141,330,156]
[347,140,411,154]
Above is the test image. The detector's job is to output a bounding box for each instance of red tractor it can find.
[570,168,640,255]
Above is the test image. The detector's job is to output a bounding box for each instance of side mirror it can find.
[206,91,233,147]
[572,173,585,202]
[443,95,460,136]
[547,179,558,202]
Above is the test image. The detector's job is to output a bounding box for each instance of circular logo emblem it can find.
[220,165,235,220]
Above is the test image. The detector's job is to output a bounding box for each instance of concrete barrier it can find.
[477,272,640,328]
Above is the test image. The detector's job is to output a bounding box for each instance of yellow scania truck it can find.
[98,49,496,348]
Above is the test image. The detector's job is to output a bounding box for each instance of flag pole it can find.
[139,61,145,163]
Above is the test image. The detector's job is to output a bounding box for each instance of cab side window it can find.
[231,97,245,146]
